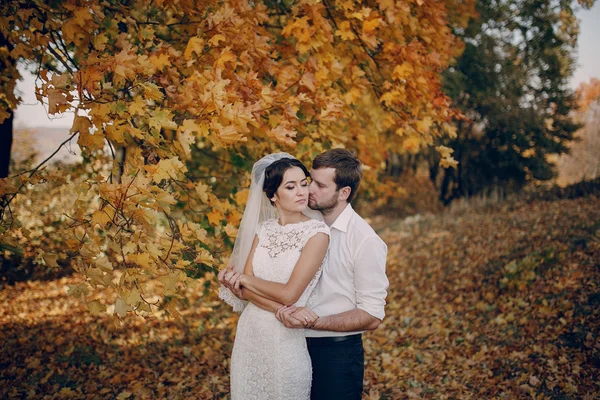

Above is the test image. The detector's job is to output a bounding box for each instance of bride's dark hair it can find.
[263,158,310,205]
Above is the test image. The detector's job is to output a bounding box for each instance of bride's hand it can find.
[291,307,319,329]
[276,305,303,328]
[276,306,318,329]
[218,266,244,297]
[218,265,235,285]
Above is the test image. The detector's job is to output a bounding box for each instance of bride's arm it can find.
[240,287,283,313]
[240,233,329,305]
[238,236,285,313]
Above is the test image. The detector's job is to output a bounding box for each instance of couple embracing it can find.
[218,149,389,399]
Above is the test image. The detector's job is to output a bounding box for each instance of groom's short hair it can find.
[313,149,362,203]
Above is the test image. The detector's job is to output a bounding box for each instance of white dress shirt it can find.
[305,203,389,337]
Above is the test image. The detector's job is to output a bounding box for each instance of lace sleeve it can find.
[301,220,330,248]
[218,285,248,313]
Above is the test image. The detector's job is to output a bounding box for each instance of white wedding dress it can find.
[224,218,329,400]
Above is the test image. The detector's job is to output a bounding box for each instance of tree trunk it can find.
[0,31,14,179]
[0,110,13,178]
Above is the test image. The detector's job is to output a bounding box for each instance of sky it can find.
[12,4,600,130]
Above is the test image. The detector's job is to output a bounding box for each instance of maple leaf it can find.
[47,88,70,114]
[155,191,177,213]
[234,188,249,206]
[224,224,238,238]
[194,248,215,266]
[149,53,171,70]
[184,36,205,60]
[146,157,187,183]
[70,115,93,135]
[335,21,357,40]
[149,109,177,133]
[177,129,196,156]
[268,125,298,147]
[206,209,225,226]
[208,34,227,47]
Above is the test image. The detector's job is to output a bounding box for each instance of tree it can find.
[429,0,594,203]
[0,31,17,179]
[555,77,600,184]
[0,0,474,315]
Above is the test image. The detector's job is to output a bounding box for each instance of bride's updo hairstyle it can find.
[263,158,310,206]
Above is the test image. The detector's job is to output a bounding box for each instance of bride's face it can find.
[271,166,309,213]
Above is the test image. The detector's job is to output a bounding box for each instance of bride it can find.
[218,153,329,400]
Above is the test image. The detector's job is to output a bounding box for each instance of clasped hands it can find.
[218,266,319,329]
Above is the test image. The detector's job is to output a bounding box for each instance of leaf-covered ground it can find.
[1,196,598,399]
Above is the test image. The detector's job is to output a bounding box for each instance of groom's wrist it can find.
[311,315,325,330]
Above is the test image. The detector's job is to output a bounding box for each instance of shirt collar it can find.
[330,203,354,233]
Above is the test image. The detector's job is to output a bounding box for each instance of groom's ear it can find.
[339,186,351,202]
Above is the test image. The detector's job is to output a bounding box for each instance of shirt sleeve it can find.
[353,236,389,320]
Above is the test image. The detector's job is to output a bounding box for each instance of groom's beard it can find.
[308,192,338,215]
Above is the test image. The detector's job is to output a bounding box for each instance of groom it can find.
[220,149,389,399]
[278,148,389,400]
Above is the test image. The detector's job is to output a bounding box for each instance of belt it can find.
[306,333,362,346]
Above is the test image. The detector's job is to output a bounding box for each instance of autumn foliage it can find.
[1,195,598,398]
[0,0,475,312]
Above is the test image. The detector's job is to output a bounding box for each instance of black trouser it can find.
[306,334,364,400]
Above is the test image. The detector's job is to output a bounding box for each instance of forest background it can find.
[1,0,599,398]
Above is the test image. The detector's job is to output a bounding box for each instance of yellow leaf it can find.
[148,157,187,183]
[235,188,249,206]
[216,124,247,145]
[92,210,112,227]
[88,300,106,316]
[209,34,227,47]
[440,157,459,169]
[149,109,177,132]
[207,209,224,226]
[224,223,238,238]
[402,136,423,153]
[363,18,382,34]
[195,182,210,203]
[161,271,183,294]
[95,256,114,271]
[129,97,147,115]
[194,248,215,266]
[42,253,60,268]
[268,125,298,147]
[47,88,70,114]
[128,253,153,269]
[178,129,195,155]
[78,130,105,151]
[335,21,357,40]
[156,191,177,213]
[114,297,129,317]
[392,63,414,80]
[436,145,454,159]
[93,33,108,51]
[141,82,164,102]
[149,53,171,69]
[124,288,142,305]
[416,117,433,134]
[70,115,93,135]
[215,47,236,68]
[105,124,126,144]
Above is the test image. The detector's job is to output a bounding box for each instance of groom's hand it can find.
[276,306,318,329]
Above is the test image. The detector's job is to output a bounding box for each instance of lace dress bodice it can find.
[223,218,330,400]
[251,218,329,306]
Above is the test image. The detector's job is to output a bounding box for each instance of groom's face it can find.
[308,167,339,211]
